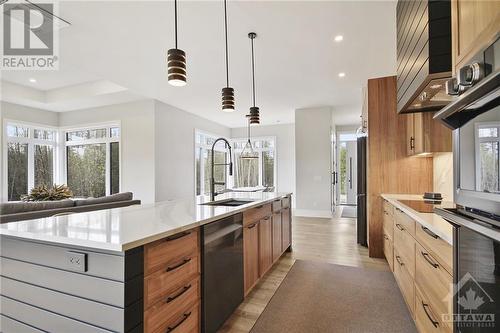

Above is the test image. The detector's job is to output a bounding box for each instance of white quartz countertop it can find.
[0,192,291,252]
[381,194,454,245]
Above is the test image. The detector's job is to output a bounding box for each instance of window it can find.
[64,125,120,198]
[195,131,228,196]
[475,122,500,194]
[232,137,276,189]
[5,123,57,201]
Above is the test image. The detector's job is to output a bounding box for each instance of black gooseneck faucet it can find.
[210,138,233,201]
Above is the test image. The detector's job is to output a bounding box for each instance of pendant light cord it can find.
[174,0,178,48]
[224,0,229,87]
[251,36,256,107]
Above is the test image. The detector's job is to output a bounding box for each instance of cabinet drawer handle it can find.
[166,311,191,332]
[166,258,191,272]
[384,234,389,240]
[274,199,281,202]
[247,223,257,229]
[166,284,192,303]
[422,302,439,328]
[255,205,264,209]
[395,223,405,231]
[263,216,270,220]
[165,231,191,242]
[421,226,439,239]
[421,251,439,268]
[384,211,389,216]
[395,255,404,266]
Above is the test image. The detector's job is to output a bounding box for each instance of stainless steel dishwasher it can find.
[201,213,244,333]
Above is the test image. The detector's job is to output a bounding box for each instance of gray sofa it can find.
[0,192,141,223]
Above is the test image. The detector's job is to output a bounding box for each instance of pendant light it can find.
[248,32,260,124]
[221,0,235,112]
[167,0,187,86]
[241,117,259,159]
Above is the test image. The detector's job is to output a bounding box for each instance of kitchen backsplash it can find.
[433,152,453,201]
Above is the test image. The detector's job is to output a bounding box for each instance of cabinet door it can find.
[413,113,425,154]
[272,212,282,262]
[243,222,259,295]
[258,216,273,276]
[281,207,291,252]
[453,0,500,70]
[406,114,415,156]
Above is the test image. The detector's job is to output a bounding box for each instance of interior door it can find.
[331,131,337,212]
[346,141,357,205]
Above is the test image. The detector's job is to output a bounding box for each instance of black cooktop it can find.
[398,200,442,213]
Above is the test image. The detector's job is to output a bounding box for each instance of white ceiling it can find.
[1,1,397,128]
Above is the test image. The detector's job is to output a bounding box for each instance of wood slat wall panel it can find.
[367,76,433,258]
[397,25,429,92]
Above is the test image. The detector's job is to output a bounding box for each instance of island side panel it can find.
[0,236,143,333]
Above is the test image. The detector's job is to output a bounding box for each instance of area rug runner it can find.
[250,260,416,333]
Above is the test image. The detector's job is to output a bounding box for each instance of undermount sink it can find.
[201,199,255,207]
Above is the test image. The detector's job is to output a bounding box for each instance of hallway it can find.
[219,212,389,332]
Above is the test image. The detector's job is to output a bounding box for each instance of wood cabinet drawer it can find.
[394,221,415,278]
[394,248,415,318]
[145,276,200,333]
[415,243,452,319]
[272,199,282,212]
[144,229,199,275]
[383,232,394,272]
[383,200,394,216]
[416,224,452,275]
[383,209,393,240]
[144,255,200,308]
[394,208,415,237]
[415,285,452,333]
[282,196,291,208]
[243,204,271,225]
[152,301,199,333]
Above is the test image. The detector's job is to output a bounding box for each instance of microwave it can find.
[435,37,500,220]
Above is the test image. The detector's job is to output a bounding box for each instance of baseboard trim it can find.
[293,209,333,218]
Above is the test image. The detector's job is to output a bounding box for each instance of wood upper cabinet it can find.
[272,212,282,262]
[243,221,260,295]
[259,216,273,276]
[452,0,500,72]
[406,112,452,156]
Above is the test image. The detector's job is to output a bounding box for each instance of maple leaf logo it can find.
[458,288,485,310]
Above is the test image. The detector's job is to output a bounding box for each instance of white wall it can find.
[295,107,333,217]
[59,100,156,203]
[154,101,230,201]
[231,123,295,195]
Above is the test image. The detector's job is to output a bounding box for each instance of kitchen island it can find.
[0,192,292,333]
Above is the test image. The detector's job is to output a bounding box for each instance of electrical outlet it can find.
[66,251,87,272]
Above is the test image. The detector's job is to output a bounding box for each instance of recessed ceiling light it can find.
[29,78,37,83]
[334,35,343,42]
[338,72,346,78]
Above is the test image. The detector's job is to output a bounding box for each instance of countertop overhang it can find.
[0,192,292,253]
[381,194,454,245]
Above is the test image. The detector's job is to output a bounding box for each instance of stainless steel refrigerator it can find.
[356,136,367,246]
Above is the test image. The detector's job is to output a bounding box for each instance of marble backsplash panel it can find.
[433,152,453,201]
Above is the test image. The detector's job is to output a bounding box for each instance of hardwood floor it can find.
[218,208,389,333]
